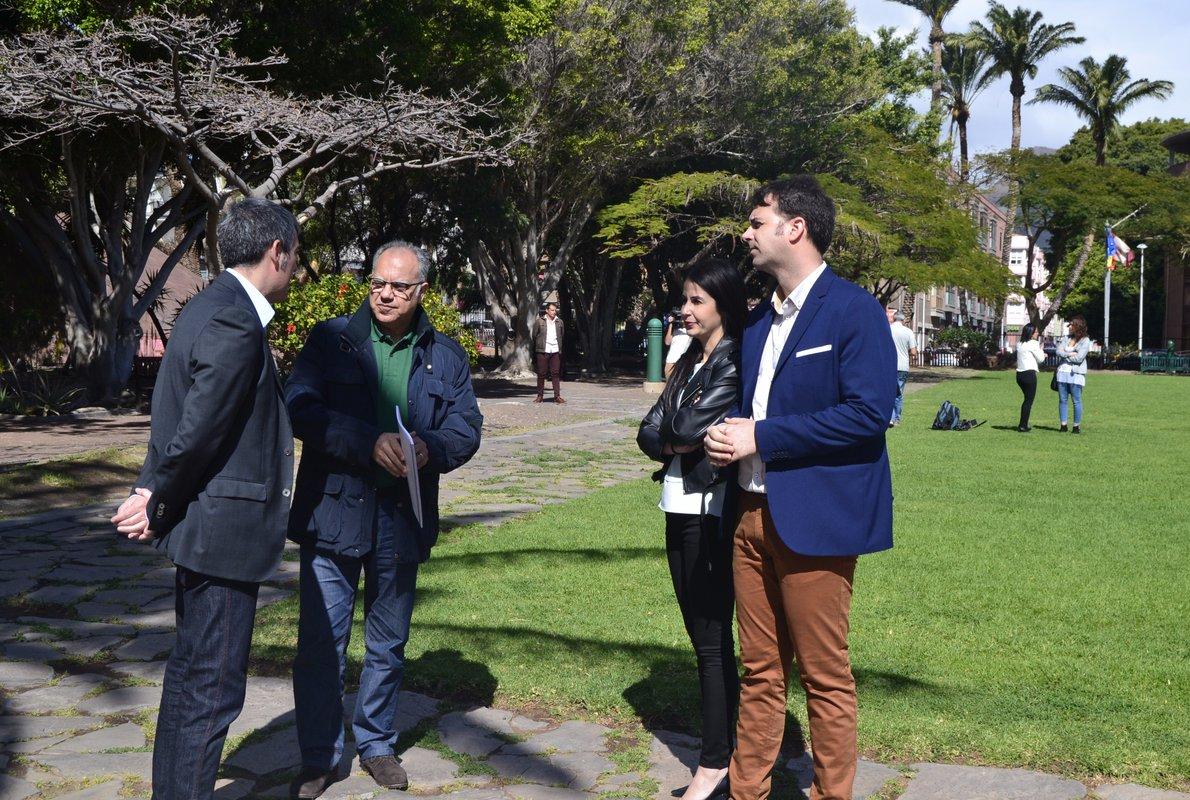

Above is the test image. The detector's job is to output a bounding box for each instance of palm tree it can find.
[967,3,1083,265]
[1032,55,1174,166]
[888,0,961,112]
[967,3,1083,154]
[941,40,993,182]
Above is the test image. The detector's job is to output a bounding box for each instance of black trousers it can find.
[665,511,738,768]
[1016,370,1037,429]
[153,567,259,800]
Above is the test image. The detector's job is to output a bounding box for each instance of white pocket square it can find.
[796,344,832,357]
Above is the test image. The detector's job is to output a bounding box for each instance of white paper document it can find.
[394,405,424,526]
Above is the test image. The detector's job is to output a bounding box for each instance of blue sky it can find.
[848,0,1190,155]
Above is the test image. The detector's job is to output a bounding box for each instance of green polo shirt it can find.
[372,318,417,488]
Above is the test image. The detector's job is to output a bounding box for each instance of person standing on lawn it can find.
[638,258,745,800]
[1014,323,1045,432]
[532,302,566,403]
[1055,315,1091,434]
[705,176,896,800]
[111,198,299,800]
[284,240,483,799]
[886,309,916,427]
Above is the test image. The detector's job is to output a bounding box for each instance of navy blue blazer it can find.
[285,301,482,562]
[736,267,896,557]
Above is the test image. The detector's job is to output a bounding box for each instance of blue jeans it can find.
[892,370,909,422]
[1058,381,1083,425]
[153,567,259,800]
[293,497,420,769]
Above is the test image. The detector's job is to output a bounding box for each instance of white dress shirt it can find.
[739,262,827,494]
[1015,339,1045,372]
[227,268,276,328]
[544,317,560,354]
[659,362,726,516]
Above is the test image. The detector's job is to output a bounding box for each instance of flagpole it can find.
[1102,206,1147,359]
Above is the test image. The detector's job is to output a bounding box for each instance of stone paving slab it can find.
[43,721,146,754]
[51,781,126,800]
[107,660,167,684]
[32,750,154,780]
[0,775,38,800]
[0,715,102,742]
[900,763,1086,800]
[3,673,112,714]
[0,660,54,690]
[75,685,162,715]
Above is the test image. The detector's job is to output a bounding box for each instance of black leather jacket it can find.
[637,337,740,495]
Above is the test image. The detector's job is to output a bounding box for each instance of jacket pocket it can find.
[205,477,267,501]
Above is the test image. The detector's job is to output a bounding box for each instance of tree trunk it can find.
[958,114,971,183]
[1039,230,1096,330]
[930,24,944,114]
[567,253,623,375]
[998,89,1024,268]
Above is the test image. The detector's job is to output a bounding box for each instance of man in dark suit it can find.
[705,177,896,800]
[111,198,299,800]
[285,240,482,799]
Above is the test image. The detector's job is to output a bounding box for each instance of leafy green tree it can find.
[886,0,960,113]
[463,0,887,373]
[823,127,1009,307]
[1032,56,1174,167]
[1059,117,1188,176]
[967,3,1083,263]
[941,40,993,182]
[987,151,1189,330]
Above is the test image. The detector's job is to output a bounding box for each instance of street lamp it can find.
[1137,243,1148,352]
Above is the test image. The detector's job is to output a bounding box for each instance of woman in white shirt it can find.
[637,259,745,800]
[1014,323,1045,432]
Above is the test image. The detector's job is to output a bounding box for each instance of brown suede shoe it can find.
[361,755,409,790]
[533,396,543,403]
[555,396,566,404]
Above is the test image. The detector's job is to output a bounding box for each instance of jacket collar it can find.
[342,300,436,349]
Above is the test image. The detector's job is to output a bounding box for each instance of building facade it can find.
[1003,234,1064,348]
[893,192,1008,351]
[1162,130,1190,351]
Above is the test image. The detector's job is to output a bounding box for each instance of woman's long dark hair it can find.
[662,258,747,407]
[1020,323,1036,343]
[1068,315,1088,341]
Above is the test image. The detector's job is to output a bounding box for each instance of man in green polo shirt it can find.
[287,240,483,799]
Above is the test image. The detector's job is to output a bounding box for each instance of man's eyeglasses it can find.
[369,277,425,298]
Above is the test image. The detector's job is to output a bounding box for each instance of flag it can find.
[1106,227,1134,271]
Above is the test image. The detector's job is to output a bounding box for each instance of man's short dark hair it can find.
[217,198,299,270]
[750,175,835,256]
[546,302,557,310]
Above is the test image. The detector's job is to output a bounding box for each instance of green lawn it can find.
[252,371,1189,789]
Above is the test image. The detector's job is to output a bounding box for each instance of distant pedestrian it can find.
[638,258,745,800]
[1014,323,1045,432]
[1055,315,1091,434]
[887,309,917,426]
[532,302,565,404]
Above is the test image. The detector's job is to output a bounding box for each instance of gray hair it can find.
[372,239,431,282]
[893,311,906,322]
[217,198,299,270]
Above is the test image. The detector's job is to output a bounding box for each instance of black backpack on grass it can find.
[931,400,984,431]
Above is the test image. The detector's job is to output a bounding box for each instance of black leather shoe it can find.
[290,765,337,799]
[1059,424,1068,433]
[1017,425,1030,432]
[1072,425,1081,434]
[362,755,409,790]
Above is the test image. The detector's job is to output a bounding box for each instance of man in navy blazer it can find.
[706,176,896,800]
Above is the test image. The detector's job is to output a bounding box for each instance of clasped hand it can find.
[373,432,429,478]
[704,417,758,467]
[111,488,154,541]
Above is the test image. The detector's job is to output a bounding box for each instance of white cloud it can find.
[848,0,1190,152]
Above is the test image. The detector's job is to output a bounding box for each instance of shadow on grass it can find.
[428,546,657,569]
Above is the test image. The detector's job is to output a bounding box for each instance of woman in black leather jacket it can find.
[637,258,745,800]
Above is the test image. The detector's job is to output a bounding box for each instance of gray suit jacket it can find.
[136,271,294,583]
